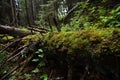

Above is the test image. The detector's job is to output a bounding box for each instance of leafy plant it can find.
[32,68,40,73]
[40,73,48,80]
[100,6,120,27]
[61,1,120,30]
[32,49,45,63]
[24,73,31,80]
[32,49,48,79]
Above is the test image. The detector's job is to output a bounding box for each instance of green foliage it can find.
[31,48,47,79]
[39,61,46,67]
[61,1,120,30]
[24,73,31,80]
[35,10,46,26]
[100,6,120,27]
[35,0,67,31]
[8,76,15,80]
[32,49,46,67]
[32,48,46,72]
[32,68,40,73]
[40,73,48,80]
[35,0,54,26]
[35,49,44,59]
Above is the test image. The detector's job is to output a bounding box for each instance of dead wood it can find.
[0,65,19,80]
[0,40,40,79]
[0,25,31,37]
[0,38,21,53]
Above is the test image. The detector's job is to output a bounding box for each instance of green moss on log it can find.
[44,28,120,58]
[1,36,14,41]
[21,33,42,45]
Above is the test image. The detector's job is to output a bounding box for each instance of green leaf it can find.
[39,61,46,67]
[38,49,43,52]
[32,59,39,62]
[32,68,39,73]
[24,73,31,79]
[35,49,43,54]
[38,53,44,58]
[40,74,48,80]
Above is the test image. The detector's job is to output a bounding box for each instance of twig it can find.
[16,54,34,75]
[48,70,53,80]
[0,38,21,53]
[7,47,28,62]
[7,45,27,59]
[0,41,40,79]
[0,45,27,68]
[0,65,19,80]
[27,27,49,33]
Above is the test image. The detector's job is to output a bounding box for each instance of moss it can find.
[44,28,120,59]
[21,33,42,45]
[1,36,14,41]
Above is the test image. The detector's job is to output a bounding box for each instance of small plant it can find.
[61,1,120,30]
[40,73,48,80]
[32,48,46,68]
[32,49,46,67]
[32,49,48,79]
[24,73,31,80]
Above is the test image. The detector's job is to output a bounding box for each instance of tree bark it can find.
[0,25,30,37]
[25,0,31,26]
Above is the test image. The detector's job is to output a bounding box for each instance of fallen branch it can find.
[27,26,49,33]
[0,38,21,53]
[0,65,19,80]
[0,40,40,79]
[0,25,31,37]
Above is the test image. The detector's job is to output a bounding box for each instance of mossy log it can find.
[44,28,120,56]
[43,28,120,80]
[0,25,31,37]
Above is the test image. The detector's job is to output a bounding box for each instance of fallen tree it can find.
[43,28,120,80]
[0,25,31,37]
[0,26,120,80]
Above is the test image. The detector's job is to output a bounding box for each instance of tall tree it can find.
[0,0,12,25]
[11,0,19,27]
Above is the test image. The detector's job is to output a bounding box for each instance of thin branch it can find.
[0,65,19,80]
[0,39,21,53]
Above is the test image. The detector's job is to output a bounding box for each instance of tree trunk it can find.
[0,25,30,37]
[25,0,31,26]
